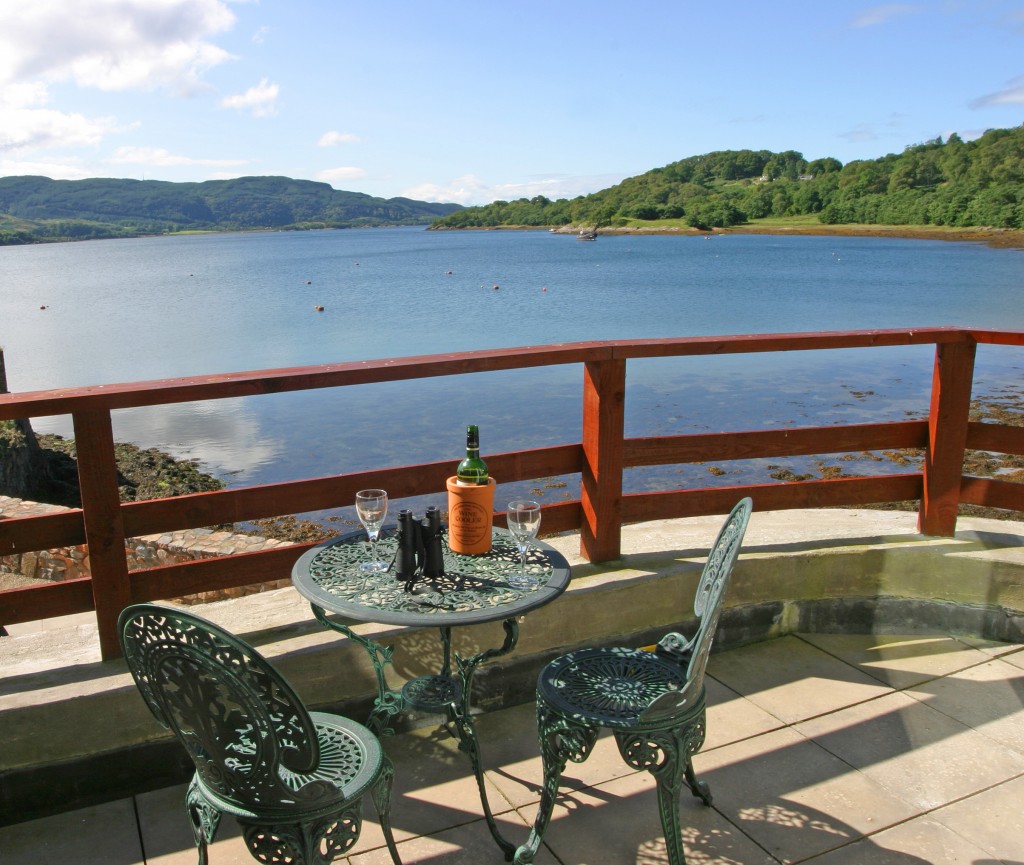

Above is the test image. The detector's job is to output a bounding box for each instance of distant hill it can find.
[431,124,1024,231]
[0,175,462,244]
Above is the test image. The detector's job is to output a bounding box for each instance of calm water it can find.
[2,228,1022,514]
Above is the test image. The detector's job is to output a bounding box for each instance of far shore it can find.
[473,223,1024,250]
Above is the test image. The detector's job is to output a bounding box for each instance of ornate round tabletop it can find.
[291,527,571,628]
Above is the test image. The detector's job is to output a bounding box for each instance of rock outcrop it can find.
[0,349,49,500]
[0,417,48,501]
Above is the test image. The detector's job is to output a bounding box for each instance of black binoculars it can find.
[395,506,445,583]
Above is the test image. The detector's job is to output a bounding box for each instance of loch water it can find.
[1,227,1022,516]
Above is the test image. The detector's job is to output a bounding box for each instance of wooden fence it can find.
[1,327,1022,659]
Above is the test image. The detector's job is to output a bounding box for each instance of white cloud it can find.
[400,175,487,205]
[0,0,237,94]
[0,82,50,109]
[849,4,923,28]
[0,157,93,180]
[0,102,119,153]
[109,146,247,168]
[491,175,625,202]
[316,166,367,185]
[400,173,627,206]
[0,1,239,166]
[71,41,232,96]
[971,75,1024,108]
[318,130,361,147]
[220,77,279,116]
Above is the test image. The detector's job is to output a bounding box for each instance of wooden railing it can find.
[1,328,1023,659]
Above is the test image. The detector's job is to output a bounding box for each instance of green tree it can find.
[427,125,1024,232]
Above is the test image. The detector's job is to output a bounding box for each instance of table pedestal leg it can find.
[312,605,403,735]
[312,605,521,859]
[450,618,520,860]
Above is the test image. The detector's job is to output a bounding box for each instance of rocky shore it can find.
[546,223,1024,249]
[723,224,1024,249]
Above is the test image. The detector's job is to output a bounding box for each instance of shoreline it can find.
[509,223,1024,250]
[722,224,1024,250]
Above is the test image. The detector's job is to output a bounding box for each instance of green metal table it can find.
[291,526,571,860]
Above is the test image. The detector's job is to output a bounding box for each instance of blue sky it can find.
[1,1,1022,206]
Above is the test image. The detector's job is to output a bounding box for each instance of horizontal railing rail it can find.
[1,327,1022,659]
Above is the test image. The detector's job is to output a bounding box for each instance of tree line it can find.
[430,125,1024,231]
[0,175,462,245]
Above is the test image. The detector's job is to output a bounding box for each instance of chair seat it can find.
[195,712,386,822]
[537,646,692,728]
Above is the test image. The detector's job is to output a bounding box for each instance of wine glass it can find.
[355,489,389,573]
[506,500,541,588]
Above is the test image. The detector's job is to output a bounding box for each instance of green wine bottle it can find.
[456,424,489,485]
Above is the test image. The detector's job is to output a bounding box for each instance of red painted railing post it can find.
[919,339,977,536]
[73,410,132,659]
[580,358,626,562]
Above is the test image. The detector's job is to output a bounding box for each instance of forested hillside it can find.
[0,175,462,244]
[431,124,1024,231]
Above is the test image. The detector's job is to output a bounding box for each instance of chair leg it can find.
[654,770,687,865]
[186,780,220,865]
[514,703,598,865]
[616,727,698,865]
[683,754,712,806]
[514,732,567,865]
[371,755,403,865]
[679,711,712,807]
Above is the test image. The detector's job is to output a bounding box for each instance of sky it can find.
[1,1,1023,207]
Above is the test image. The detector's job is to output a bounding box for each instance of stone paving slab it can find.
[925,773,1024,862]
[526,770,778,865]
[5,633,1024,864]
[905,655,1024,756]
[802,814,998,865]
[0,798,143,864]
[704,634,896,724]
[695,726,921,863]
[799,632,1011,689]
[795,689,1024,811]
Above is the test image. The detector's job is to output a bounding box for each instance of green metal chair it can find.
[514,497,752,865]
[118,603,403,865]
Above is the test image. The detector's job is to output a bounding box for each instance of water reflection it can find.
[31,399,284,482]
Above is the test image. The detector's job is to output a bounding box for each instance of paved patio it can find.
[3,630,1023,864]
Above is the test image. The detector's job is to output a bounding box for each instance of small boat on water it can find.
[577,227,597,241]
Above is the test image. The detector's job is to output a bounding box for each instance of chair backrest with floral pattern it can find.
[641,498,752,722]
[119,604,337,814]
